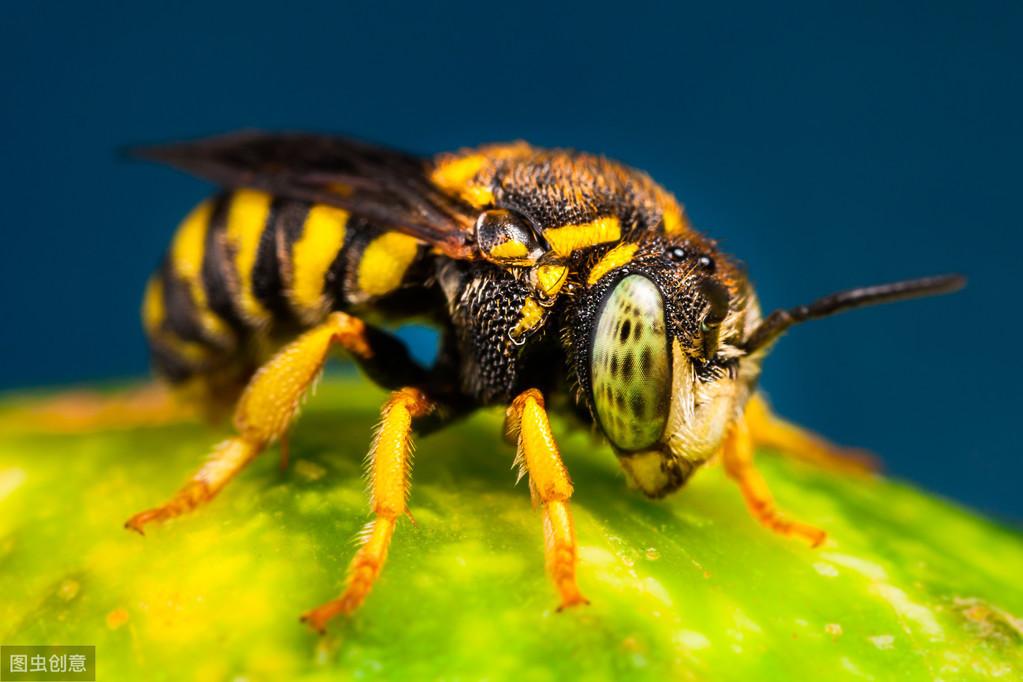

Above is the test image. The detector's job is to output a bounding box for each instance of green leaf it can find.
[1,377,1021,681]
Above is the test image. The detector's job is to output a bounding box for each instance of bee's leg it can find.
[301,387,433,633]
[722,415,827,547]
[505,389,589,610]
[124,312,372,534]
[745,393,879,474]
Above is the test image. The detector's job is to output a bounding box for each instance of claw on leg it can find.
[124,482,208,534]
[301,387,432,633]
[723,416,827,548]
[507,389,588,610]
[125,312,371,534]
[545,500,588,610]
[745,394,879,475]
[125,437,260,534]
[301,517,396,633]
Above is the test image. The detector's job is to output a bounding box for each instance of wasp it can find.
[126,131,963,632]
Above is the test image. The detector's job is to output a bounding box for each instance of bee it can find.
[128,131,964,632]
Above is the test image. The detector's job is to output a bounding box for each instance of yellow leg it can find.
[506,389,588,610]
[722,416,827,548]
[745,394,879,474]
[301,387,433,633]
[125,312,370,534]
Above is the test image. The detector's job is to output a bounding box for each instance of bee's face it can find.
[432,145,762,496]
[573,234,761,497]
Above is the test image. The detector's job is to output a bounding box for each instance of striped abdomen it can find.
[142,189,429,405]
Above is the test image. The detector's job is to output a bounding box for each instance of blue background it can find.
[1,2,1019,520]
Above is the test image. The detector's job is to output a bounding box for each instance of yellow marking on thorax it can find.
[460,185,495,208]
[544,216,621,257]
[225,189,274,325]
[510,296,546,341]
[430,142,532,209]
[662,203,687,235]
[431,143,532,189]
[588,242,639,285]
[431,154,489,191]
[655,189,690,236]
[534,263,569,299]
[430,154,493,208]
[289,204,349,323]
[170,199,232,343]
[357,232,421,297]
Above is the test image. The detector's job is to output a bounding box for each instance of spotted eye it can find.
[590,275,671,451]
[475,209,544,266]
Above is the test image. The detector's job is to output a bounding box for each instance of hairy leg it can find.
[301,387,433,632]
[506,389,588,610]
[722,415,827,548]
[125,312,371,533]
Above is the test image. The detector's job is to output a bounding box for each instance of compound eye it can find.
[475,209,545,266]
[590,275,671,451]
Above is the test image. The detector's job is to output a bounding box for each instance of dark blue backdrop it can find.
[1,2,1019,519]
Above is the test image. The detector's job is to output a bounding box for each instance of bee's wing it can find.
[132,130,477,259]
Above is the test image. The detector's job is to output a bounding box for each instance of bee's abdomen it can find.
[143,190,427,395]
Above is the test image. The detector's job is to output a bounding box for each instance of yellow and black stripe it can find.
[144,190,428,389]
